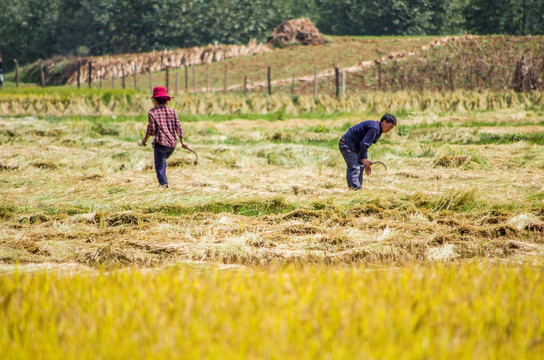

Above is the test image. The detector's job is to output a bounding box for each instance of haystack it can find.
[511,55,543,92]
[268,18,325,46]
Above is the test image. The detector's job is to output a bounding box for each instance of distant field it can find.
[6,35,441,92]
[5,35,542,100]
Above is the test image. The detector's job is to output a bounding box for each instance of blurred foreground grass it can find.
[1,263,543,359]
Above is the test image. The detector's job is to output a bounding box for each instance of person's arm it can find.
[359,129,377,174]
[142,113,155,146]
[174,112,189,149]
[358,129,377,161]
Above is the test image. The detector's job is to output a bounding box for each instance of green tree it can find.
[463,0,543,35]
[315,0,448,35]
[0,0,61,66]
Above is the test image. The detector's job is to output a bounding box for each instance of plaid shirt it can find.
[145,104,183,148]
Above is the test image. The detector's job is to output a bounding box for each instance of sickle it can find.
[185,147,198,165]
[370,161,387,170]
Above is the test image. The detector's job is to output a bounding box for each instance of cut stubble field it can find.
[1,100,543,269]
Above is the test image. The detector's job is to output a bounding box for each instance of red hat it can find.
[151,86,172,100]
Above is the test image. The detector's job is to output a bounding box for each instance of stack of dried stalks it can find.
[268,18,325,46]
[511,55,544,92]
[65,39,270,84]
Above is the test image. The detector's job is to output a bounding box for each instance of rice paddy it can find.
[1,77,544,358]
[1,90,543,268]
[2,263,543,359]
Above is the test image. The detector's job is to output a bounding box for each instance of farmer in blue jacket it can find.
[339,113,397,190]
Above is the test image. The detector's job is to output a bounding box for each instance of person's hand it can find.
[141,139,147,146]
[362,159,372,175]
[181,140,189,149]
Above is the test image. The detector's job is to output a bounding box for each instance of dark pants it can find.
[154,143,175,186]
[339,143,364,190]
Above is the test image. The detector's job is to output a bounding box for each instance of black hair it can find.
[381,113,397,125]
[155,97,169,105]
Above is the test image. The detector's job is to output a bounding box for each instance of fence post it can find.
[122,64,126,89]
[88,61,92,88]
[206,62,209,93]
[184,65,188,91]
[377,62,382,91]
[313,66,318,99]
[448,64,454,91]
[14,60,19,88]
[342,70,346,97]
[267,66,272,95]
[175,72,179,94]
[223,64,228,93]
[133,64,138,90]
[111,67,115,89]
[99,65,102,89]
[39,59,46,87]
[192,64,197,94]
[335,67,339,98]
[291,73,295,96]
[244,74,247,96]
[149,70,153,93]
[486,65,493,91]
[77,60,81,88]
[165,66,169,91]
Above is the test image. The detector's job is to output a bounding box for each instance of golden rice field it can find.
[1,264,543,359]
[1,88,543,358]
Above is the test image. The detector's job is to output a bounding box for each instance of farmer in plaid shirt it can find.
[142,87,189,188]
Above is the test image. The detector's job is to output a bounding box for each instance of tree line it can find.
[1,0,543,68]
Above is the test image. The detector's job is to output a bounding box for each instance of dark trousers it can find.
[339,143,364,190]
[154,143,175,186]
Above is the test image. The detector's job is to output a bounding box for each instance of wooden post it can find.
[112,67,115,88]
[313,66,318,99]
[184,65,188,91]
[99,65,102,89]
[448,64,454,92]
[88,61,92,88]
[291,73,295,96]
[165,66,169,91]
[267,66,272,95]
[149,70,153,93]
[14,60,19,88]
[377,62,382,91]
[175,72,179,94]
[244,74,247,95]
[39,59,46,87]
[223,63,228,93]
[486,65,494,91]
[133,64,138,90]
[206,62,209,93]
[122,64,126,89]
[192,64,197,94]
[341,70,346,97]
[335,67,339,98]
[77,60,81,88]
[400,64,406,90]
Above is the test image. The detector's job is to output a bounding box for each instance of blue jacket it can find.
[340,120,382,160]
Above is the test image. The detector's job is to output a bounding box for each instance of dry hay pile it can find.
[268,18,325,47]
[511,55,544,92]
[58,39,270,85]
